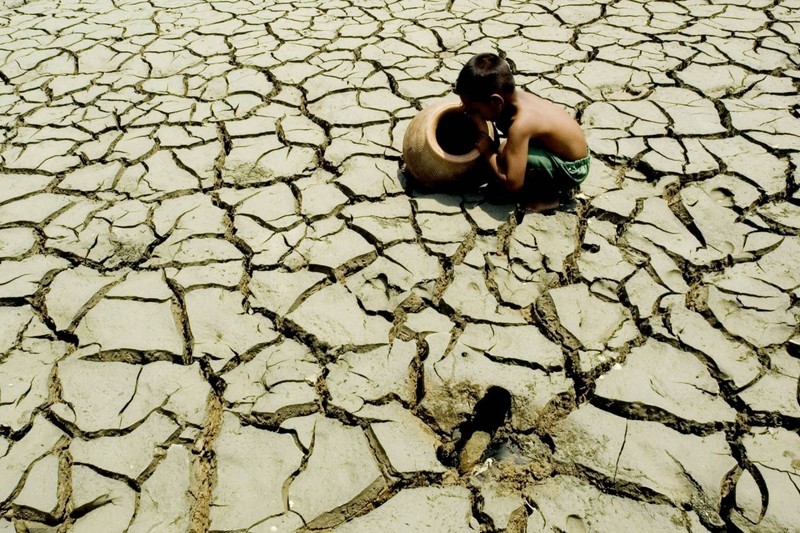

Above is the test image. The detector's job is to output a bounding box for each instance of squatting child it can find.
[455,53,590,212]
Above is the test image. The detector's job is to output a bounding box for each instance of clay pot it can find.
[402,101,492,187]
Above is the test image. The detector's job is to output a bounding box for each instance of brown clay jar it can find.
[402,101,492,187]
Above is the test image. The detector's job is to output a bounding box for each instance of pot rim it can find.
[425,102,482,164]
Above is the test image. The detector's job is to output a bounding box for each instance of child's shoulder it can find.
[507,93,545,133]
[516,91,554,114]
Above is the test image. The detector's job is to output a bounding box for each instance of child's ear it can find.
[489,94,505,111]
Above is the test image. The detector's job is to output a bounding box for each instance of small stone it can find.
[459,430,491,475]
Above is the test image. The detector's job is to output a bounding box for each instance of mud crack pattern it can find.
[0,0,798,531]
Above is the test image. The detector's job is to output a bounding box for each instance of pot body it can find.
[402,101,492,187]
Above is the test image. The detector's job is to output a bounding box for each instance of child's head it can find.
[454,53,515,103]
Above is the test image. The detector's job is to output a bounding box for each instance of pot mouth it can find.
[426,103,482,163]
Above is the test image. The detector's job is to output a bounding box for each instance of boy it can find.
[455,53,590,212]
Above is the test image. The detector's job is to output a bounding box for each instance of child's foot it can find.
[522,196,561,213]
[483,185,515,205]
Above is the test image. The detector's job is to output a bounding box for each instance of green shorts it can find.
[525,147,590,195]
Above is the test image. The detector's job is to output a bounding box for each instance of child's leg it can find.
[521,148,589,212]
[520,148,562,212]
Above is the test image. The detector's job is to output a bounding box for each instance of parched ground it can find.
[0,0,798,531]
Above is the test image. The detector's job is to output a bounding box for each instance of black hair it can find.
[454,53,515,102]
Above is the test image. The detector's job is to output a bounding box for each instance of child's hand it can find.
[475,130,494,157]
[461,108,495,157]
[463,107,485,128]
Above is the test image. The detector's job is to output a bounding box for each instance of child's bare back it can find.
[502,91,587,162]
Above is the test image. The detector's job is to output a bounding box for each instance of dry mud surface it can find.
[0,0,799,531]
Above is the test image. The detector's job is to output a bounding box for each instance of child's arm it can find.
[465,110,530,192]
[477,125,529,193]
[495,130,528,192]
[466,114,509,184]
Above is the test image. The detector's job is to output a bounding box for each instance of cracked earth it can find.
[0,0,798,531]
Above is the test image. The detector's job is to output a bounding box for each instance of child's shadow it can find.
[398,166,521,225]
